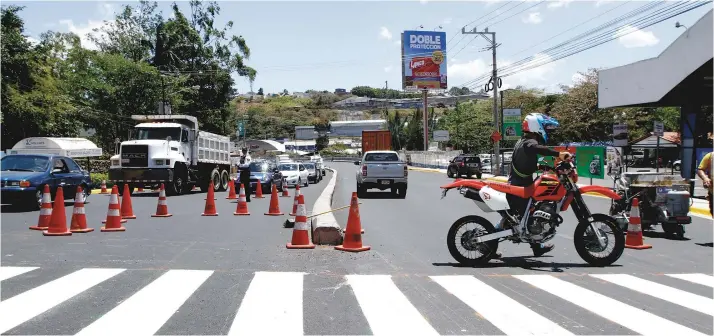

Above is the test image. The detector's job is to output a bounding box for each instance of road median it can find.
[310,168,343,245]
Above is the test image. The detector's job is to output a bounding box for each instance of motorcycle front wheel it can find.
[573,213,625,267]
[446,215,500,266]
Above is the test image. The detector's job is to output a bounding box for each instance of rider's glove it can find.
[558,152,572,161]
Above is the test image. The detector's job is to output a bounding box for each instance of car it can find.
[303,162,321,183]
[447,154,483,179]
[279,162,309,188]
[246,160,284,194]
[355,150,408,198]
[1,154,93,210]
[310,155,326,176]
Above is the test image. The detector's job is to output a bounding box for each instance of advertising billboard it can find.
[575,146,606,179]
[402,30,447,90]
[502,108,522,140]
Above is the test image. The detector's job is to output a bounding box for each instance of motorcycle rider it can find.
[502,113,572,257]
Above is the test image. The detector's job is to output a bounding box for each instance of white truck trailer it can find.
[108,115,231,196]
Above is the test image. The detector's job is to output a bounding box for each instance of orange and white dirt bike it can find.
[440,160,625,267]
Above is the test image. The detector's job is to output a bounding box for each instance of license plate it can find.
[380,180,391,185]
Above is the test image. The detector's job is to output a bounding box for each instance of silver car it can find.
[303,162,321,183]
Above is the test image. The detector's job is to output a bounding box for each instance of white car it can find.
[279,162,309,187]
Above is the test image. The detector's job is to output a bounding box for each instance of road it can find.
[1,165,712,335]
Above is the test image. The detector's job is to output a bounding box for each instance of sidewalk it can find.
[408,166,712,218]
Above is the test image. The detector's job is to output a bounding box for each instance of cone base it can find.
[226,197,237,200]
[234,212,250,216]
[70,227,94,233]
[43,230,72,236]
[335,245,371,252]
[343,229,365,234]
[281,195,290,198]
[625,244,652,249]
[101,226,126,232]
[255,196,265,198]
[151,213,173,217]
[102,219,128,224]
[287,243,315,249]
[202,213,218,216]
[122,215,137,219]
[29,226,49,231]
[265,212,284,216]
[289,213,296,216]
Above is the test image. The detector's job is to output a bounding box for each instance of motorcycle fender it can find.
[580,185,622,200]
[479,186,510,211]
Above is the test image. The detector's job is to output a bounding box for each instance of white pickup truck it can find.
[354,150,408,198]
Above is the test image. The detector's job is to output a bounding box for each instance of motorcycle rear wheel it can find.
[573,214,625,267]
[447,215,500,266]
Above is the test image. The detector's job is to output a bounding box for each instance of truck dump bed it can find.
[197,131,231,165]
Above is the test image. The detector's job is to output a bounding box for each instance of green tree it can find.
[257,88,264,96]
[442,100,493,153]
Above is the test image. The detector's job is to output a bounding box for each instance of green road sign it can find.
[502,108,522,140]
[237,121,245,137]
[576,146,605,179]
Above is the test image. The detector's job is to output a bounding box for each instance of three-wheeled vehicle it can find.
[609,171,692,239]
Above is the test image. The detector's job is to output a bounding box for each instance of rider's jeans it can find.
[507,174,547,250]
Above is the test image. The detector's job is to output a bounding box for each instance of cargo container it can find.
[362,130,392,153]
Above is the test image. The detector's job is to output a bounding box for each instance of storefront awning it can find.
[7,137,103,157]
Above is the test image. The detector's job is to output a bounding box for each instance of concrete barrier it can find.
[310,167,343,245]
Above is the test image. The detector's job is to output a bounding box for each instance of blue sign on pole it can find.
[237,121,245,137]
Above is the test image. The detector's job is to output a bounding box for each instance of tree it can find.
[448,87,472,96]
[442,100,493,153]
[282,89,289,96]
[257,88,264,95]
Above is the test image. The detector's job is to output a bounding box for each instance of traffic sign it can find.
[237,121,245,137]
[491,131,501,143]
[653,121,664,137]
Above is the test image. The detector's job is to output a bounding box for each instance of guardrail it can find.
[398,150,462,169]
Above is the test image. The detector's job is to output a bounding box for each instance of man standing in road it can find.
[696,133,713,215]
[238,147,253,202]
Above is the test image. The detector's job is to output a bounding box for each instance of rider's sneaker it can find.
[532,244,554,257]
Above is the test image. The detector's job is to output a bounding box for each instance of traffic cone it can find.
[625,198,652,249]
[233,183,250,216]
[254,182,265,198]
[289,185,301,216]
[287,194,315,249]
[101,185,127,232]
[151,183,172,217]
[335,192,370,252]
[43,186,72,236]
[202,181,218,216]
[30,185,52,230]
[70,186,93,233]
[100,180,108,194]
[281,179,290,198]
[226,179,237,200]
[120,183,136,219]
[264,184,284,216]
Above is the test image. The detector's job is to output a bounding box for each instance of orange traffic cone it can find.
[255,182,265,198]
[70,186,93,233]
[101,185,127,232]
[287,194,315,249]
[120,183,136,219]
[264,184,284,216]
[281,179,290,197]
[100,180,109,194]
[226,179,237,200]
[289,186,302,216]
[335,192,370,252]
[151,183,172,217]
[30,185,53,230]
[625,198,652,249]
[202,181,218,216]
[43,186,72,236]
[234,183,250,216]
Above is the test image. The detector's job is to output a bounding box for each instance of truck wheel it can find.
[167,165,187,196]
[210,168,221,193]
[219,170,229,192]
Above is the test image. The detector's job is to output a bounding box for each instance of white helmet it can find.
[522,113,560,143]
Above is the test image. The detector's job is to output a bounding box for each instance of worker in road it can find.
[238,147,253,202]
[696,133,713,215]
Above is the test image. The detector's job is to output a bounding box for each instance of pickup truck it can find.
[354,150,408,198]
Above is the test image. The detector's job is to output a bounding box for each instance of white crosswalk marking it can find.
[347,275,439,336]
[431,275,574,336]
[591,274,714,316]
[228,271,305,336]
[0,266,38,281]
[0,268,125,334]
[515,274,708,336]
[76,269,213,336]
[666,273,714,288]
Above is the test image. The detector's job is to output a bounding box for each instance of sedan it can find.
[279,162,309,188]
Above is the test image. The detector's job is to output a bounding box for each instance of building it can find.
[329,120,386,137]
[334,88,348,95]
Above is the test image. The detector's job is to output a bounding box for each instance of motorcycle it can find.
[440,160,625,267]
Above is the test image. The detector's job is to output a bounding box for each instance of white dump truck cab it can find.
[108,115,231,196]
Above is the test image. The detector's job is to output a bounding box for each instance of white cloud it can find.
[443,17,453,25]
[547,0,572,9]
[484,0,505,7]
[522,12,542,24]
[448,59,490,80]
[617,25,659,48]
[595,0,616,7]
[379,26,393,40]
[27,36,40,45]
[420,0,428,4]
[58,2,115,50]
[571,72,586,84]
[384,66,394,73]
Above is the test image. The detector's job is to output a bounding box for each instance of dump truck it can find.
[362,130,392,153]
[108,115,231,196]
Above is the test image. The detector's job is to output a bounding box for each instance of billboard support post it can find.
[422,88,429,151]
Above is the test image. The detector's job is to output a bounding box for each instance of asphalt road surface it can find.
[1,166,712,335]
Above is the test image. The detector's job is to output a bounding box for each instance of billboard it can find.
[402,30,447,90]
[502,108,522,140]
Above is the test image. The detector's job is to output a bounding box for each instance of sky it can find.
[11,0,713,95]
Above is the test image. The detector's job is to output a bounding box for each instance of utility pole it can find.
[461,26,501,175]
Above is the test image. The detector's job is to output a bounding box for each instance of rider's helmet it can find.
[522,113,560,143]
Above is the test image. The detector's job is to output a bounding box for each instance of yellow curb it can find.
[690,206,712,218]
[408,167,443,173]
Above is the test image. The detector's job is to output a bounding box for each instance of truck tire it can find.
[210,168,221,193]
[167,164,187,196]
[219,169,229,192]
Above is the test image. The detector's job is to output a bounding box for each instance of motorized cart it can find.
[609,171,692,239]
